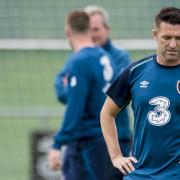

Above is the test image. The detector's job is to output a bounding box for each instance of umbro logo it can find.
[140,80,149,88]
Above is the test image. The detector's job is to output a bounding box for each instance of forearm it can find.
[101,113,122,159]
[100,97,137,175]
[100,98,123,160]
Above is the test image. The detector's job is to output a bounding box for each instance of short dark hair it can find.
[67,10,90,33]
[155,7,180,28]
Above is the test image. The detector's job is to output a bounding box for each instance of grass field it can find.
[0,50,69,106]
[0,49,154,180]
[0,49,155,105]
[0,117,59,180]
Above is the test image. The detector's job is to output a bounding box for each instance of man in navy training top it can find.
[53,6,132,180]
[84,5,132,179]
[48,10,117,180]
[101,7,180,180]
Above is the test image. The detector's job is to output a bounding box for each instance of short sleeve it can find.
[106,66,131,109]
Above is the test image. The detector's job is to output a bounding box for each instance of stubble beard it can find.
[161,49,180,66]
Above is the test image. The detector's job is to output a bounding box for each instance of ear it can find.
[66,29,71,38]
[65,27,71,38]
[64,23,70,37]
[152,29,157,40]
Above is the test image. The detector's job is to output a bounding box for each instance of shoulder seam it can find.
[130,57,154,72]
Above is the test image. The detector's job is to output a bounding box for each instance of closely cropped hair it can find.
[155,7,180,28]
[67,10,90,33]
[84,5,109,28]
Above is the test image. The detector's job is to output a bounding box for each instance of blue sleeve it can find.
[106,66,131,109]
[54,59,72,104]
[53,60,91,149]
[54,68,68,104]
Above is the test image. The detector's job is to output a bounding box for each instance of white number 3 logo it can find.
[100,56,113,81]
[147,96,171,126]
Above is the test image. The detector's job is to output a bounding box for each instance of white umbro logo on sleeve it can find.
[70,76,77,87]
[140,80,149,88]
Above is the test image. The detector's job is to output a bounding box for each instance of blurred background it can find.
[0,0,179,179]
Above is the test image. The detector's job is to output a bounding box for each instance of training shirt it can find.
[107,55,180,179]
[54,54,73,104]
[53,47,115,149]
[55,40,131,141]
[102,40,131,141]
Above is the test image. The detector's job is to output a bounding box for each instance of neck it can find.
[71,35,95,52]
[157,55,180,66]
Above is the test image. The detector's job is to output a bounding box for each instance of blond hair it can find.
[84,5,110,28]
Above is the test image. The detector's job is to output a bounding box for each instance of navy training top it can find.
[53,47,116,149]
[107,55,180,179]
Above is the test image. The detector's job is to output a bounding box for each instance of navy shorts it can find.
[61,137,131,180]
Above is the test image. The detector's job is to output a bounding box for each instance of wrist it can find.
[110,150,122,160]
